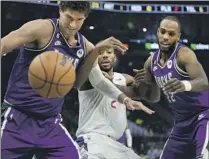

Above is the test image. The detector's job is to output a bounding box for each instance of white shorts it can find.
[76,133,141,159]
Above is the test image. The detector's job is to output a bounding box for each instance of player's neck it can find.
[160,51,171,61]
[107,68,114,78]
[59,24,76,42]
[160,46,175,61]
[68,35,76,42]
[160,43,177,61]
[62,33,75,42]
[62,33,77,46]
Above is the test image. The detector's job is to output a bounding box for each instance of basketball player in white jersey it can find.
[76,47,160,159]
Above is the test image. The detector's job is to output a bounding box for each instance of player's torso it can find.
[4,18,87,117]
[151,42,208,121]
[77,72,127,139]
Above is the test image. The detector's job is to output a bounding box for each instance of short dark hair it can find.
[160,16,181,32]
[59,1,91,17]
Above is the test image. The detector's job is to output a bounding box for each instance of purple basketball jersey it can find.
[4,18,87,117]
[151,42,208,121]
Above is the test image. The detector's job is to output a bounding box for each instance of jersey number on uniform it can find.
[111,100,117,109]
[163,91,176,103]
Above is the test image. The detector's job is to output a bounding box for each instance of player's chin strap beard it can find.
[100,67,112,73]
[161,43,176,58]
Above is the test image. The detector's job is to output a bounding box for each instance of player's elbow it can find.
[145,94,160,103]
[1,31,17,55]
[148,96,160,103]
[1,39,8,55]
[139,93,160,103]
[199,75,209,90]
[202,79,209,90]
[146,87,161,103]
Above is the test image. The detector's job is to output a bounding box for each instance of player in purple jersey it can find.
[135,16,209,159]
[1,2,148,159]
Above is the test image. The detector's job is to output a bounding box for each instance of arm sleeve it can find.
[88,64,123,101]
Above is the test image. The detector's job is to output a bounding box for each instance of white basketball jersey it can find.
[76,72,127,139]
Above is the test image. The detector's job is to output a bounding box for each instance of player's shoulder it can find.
[177,45,196,61]
[82,36,95,54]
[144,54,154,69]
[23,19,54,37]
[26,19,53,29]
[38,19,54,33]
[121,73,133,79]
[114,72,124,78]
[178,45,193,54]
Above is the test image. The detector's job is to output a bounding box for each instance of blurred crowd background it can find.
[1,1,209,158]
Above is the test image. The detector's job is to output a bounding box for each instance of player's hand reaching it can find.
[95,36,128,53]
[133,69,146,85]
[164,78,186,94]
[123,97,155,115]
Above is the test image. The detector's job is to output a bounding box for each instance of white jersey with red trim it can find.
[76,72,127,140]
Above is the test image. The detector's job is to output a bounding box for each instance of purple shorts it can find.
[160,110,209,159]
[1,106,80,159]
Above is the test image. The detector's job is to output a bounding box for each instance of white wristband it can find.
[181,80,192,91]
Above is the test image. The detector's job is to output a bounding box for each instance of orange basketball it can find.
[28,51,76,98]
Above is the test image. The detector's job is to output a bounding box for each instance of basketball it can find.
[28,51,76,98]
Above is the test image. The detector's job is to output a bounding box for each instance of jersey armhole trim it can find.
[24,19,57,52]
[174,58,189,77]
[150,52,155,73]
[82,35,88,58]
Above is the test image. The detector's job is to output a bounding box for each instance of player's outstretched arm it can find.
[101,71,137,99]
[101,67,160,103]
[74,37,128,89]
[74,38,96,89]
[164,47,209,93]
[88,59,126,103]
[87,59,155,114]
[1,19,52,56]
